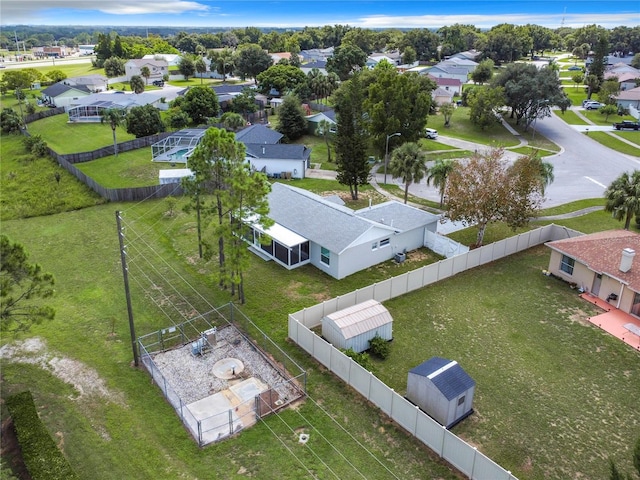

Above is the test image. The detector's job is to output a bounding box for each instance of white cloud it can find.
[2,0,209,23]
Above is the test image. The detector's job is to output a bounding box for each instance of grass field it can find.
[25,114,137,153]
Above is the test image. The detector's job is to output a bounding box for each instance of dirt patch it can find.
[0,338,125,406]
[557,307,593,326]
[283,280,330,303]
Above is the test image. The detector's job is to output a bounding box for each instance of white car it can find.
[584,102,604,110]
[425,128,438,139]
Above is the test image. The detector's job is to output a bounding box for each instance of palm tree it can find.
[195,57,207,85]
[101,108,125,156]
[604,170,640,230]
[208,48,234,83]
[140,66,151,85]
[317,119,333,162]
[426,158,454,207]
[129,75,145,94]
[388,142,428,204]
[538,159,555,195]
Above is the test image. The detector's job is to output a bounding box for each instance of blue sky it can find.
[2,0,638,29]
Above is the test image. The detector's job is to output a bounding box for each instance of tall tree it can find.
[125,104,164,138]
[229,88,258,121]
[467,86,506,129]
[182,85,219,125]
[604,170,640,230]
[333,74,370,200]
[129,75,145,94]
[439,102,455,127]
[178,55,196,81]
[471,58,494,84]
[208,48,234,83]
[195,56,207,84]
[364,62,434,158]
[1,235,55,334]
[317,119,333,163]
[233,44,273,83]
[276,94,307,142]
[100,108,126,156]
[140,65,151,85]
[444,148,544,247]
[427,159,455,207]
[388,142,428,204]
[257,64,307,96]
[326,43,367,81]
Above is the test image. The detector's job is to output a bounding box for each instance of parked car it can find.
[152,80,165,87]
[567,65,582,71]
[612,120,640,130]
[425,128,438,139]
[585,102,604,110]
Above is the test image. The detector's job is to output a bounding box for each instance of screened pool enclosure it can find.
[151,128,206,163]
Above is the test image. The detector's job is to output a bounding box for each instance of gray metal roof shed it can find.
[406,357,475,428]
[322,299,393,353]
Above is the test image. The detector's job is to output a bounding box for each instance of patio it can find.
[581,293,640,350]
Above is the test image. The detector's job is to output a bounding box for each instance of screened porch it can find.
[247,223,310,269]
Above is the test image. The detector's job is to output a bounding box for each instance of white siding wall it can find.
[247,158,307,179]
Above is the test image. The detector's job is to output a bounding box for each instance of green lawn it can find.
[553,109,588,125]
[586,131,640,155]
[26,114,137,154]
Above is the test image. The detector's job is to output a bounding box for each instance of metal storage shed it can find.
[321,299,393,353]
[406,357,475,429]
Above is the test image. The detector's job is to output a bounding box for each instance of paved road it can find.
[534,110,640,207]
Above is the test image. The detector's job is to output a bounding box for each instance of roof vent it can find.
[261,146,265,155]
[620,248,635,273]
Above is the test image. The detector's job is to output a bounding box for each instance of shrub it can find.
[343,348,372,370]
[5,391,79,480]
[23,134,49,157]
[1,108,22,133]
[368,333,391,359]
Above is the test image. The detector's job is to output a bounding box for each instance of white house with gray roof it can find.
[246,183,439,279]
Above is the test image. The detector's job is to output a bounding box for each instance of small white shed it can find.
[406,357,475,428]
[322,299,393,353]
[159,169,192,185]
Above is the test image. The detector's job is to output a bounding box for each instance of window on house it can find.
[560,255,575,275]
[380,238,390,247]
[457,396,465,406]
[320,247,330,265]
[371,242,378,250]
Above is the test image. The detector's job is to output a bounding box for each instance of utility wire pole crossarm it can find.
[384,132,401,185]
[115,210,139,367]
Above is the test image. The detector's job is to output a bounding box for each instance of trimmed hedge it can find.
[5,391,79,480]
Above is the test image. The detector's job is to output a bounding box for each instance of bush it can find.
[343,348,372,370]
[5,391,79,480]
[1,108,22,133]
[368,333,391,359]
[23,134,49,157]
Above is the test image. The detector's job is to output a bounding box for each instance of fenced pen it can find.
[138,303,306,446]
[288,224,584,480]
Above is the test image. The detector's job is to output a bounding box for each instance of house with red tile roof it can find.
[545,230,640,315]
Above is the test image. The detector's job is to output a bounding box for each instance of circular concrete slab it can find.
[212,358,244,379]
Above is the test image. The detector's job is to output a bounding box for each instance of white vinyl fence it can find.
[288,224,583,479]
[425,230,469,257]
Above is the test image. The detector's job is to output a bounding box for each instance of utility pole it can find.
[115,211,139,366]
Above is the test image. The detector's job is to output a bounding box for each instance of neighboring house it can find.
[366,55,398,69]
[299,47,334,63]
[67,90,178,122]
[299,60,328,76]
[305,110,336,135]
[440,57,478,75]
[244,183,439,279]
[63,74,109,92]
[214,84,267,112]
[235,124,283,144]
[404,65,430,75]
[607,62,640,76]
[448,50,481,62]
[245,144,311,179]
[427,74,463,96]
[33,45,71,58]
[269,52,291,64]
[615,86,640,110]
[151,124,308,180]
[605,70,640,91]
[423,64,469,84]
[321,299,393,353]
[545,230,640,316]
[406,357,476,429]
[40,83,91,108]
[432,87,455,106]
[142,54,182,68]
[125,58,169,81]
